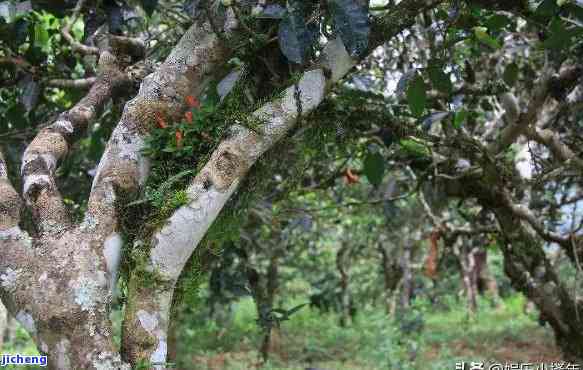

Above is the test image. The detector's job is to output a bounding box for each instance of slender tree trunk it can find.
[454,239,478,315]
[400,243,413,309]
[166,312,179,368]
[380,245,392,315]
[259,254,279,363]
[475,248,500,304]
[378,243,402,315]
[467,248,479,314]
[336,243,351,327]
[389,280,403,316]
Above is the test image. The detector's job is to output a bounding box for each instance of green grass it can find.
[173,294,560,370]
[0,325,44,369]
[0,294,561,369]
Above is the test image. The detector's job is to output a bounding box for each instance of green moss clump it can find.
[117,71,269,292]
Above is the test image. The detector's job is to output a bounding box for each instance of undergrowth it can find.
[0,294,560,370]
[170,294,559,370]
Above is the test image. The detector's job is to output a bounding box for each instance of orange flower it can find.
[185,95,200,108]
[184,111,193,123]
[154,111,167,129]
[175,130,183,148]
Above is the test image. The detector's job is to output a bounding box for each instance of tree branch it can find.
[61,0,100,55]
[487,64,582,155]
[488,68,553,155]
[0,149,22,230]
[46,77,97,89]
[21,51,129,234]
[0,148,35,331]
[526,127,583,173]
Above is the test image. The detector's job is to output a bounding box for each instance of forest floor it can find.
[0,295,564,370]
[188,325,562,370]
[176,295,563,370]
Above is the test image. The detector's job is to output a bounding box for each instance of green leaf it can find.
[278,1,314,64]
[485,14,511,31]
[158,170,196,194]
[535,0,560,20]
[286,303,308,317]
[71,18,84,41]
[328,0,370,57]
[396,70,417,97]
[399,139,430,157]
[141,0,158,16]
[427,62,452,95]
[542,18,577,50]
[453,109,468,128]
[33,21,50,53]
[503,62,519,87]
[473,27,501,49]
[363,150,385,187]
[406,73,427,117]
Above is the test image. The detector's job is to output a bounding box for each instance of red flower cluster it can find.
[185,95,200,109]
[183,95,200,124]
[153,95,201,149]
[154,111,167,129]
